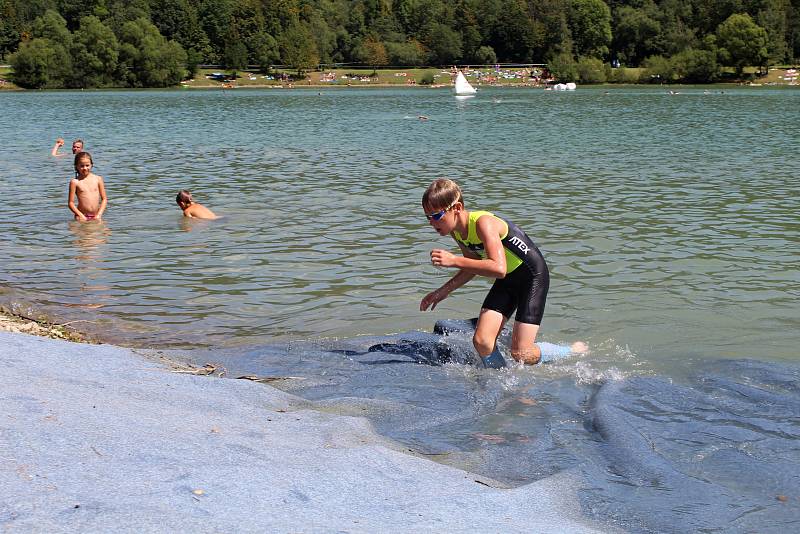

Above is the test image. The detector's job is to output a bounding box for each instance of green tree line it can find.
[1,0,798,88]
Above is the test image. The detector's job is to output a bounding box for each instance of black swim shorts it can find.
[481,253,549,325]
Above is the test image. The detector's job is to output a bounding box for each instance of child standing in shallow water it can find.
[175,190,218,219]
[67,152,107,221]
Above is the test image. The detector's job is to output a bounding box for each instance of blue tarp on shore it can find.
[0,331,609,533]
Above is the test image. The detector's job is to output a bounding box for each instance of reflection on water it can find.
[69,219,111,261]
[66,220,112,310]
[178,215,217,233]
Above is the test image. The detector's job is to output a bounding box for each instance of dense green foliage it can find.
[2,0,798,88]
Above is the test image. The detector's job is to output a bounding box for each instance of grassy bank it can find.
[0,66,16,90]
[181,66,542,89]
[2,64,797,90]
[183,65,799,89]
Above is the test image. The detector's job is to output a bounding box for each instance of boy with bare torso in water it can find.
[175,190,218,219]
[67,152,107,221]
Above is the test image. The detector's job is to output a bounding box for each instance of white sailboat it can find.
[453,71,477,96]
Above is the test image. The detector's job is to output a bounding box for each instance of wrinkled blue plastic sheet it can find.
[181,324,800,533]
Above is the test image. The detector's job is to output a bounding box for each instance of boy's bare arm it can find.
[438,268,476,296]
[420,269,475,311]
[67,180,86,220]
[420,243,478,311]
[95,176,107,219]
[51,138,65,157]
[431,218,507,279]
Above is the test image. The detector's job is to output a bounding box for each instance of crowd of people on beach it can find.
[51,137,582,368]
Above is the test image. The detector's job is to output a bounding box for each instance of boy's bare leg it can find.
[473,308,505,359]
[510,321,542,364]
[571,341,589,354]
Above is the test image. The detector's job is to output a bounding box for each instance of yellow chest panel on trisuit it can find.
[452,211,523,273]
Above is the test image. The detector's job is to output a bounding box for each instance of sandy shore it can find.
[0,318,615,532]
[0,309,90,343]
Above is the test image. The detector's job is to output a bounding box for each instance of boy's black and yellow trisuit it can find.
[452,210,549,325]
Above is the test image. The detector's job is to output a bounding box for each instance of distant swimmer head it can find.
[176,189,193,207]
[72,139,84,153]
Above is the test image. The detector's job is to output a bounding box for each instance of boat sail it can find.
[453,71,477,95]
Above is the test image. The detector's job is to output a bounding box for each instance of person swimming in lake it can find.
[52,138,84,157]
[176,190,218,219]
[67,151,107,222]
[419,178,586,368]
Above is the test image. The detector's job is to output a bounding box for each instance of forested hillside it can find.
[1,0,798,88]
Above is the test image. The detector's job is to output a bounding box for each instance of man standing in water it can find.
[52,138,84,157]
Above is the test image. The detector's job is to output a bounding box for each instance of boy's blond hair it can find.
[422,178,463,211]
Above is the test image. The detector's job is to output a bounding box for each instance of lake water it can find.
[1,85,799,532]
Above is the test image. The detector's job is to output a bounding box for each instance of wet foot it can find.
[570,341,589,354]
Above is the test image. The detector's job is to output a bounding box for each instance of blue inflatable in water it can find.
[433,318,574,364]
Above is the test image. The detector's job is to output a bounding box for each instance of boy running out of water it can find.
[420,178,585,368]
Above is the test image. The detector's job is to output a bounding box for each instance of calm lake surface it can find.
[2,85,799,532]
[1,85,797,363]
